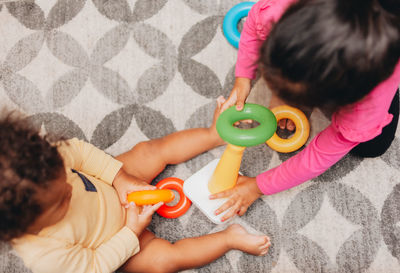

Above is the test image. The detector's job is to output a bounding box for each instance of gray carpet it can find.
[1,0,400,272]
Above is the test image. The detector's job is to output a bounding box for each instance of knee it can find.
[145,243,179,273]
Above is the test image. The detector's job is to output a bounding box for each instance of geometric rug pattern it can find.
[0,1,399,272]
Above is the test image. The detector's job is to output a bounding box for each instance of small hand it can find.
[209,176,262,222]
[220,77,251,112]
[113,169,156,206]
[126,201,163,236]
[209,96,227,146]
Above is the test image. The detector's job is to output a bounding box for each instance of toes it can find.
[259,240,271,256]
[287,120,296,131]
[278,119,286,129]
[259,236,269,246]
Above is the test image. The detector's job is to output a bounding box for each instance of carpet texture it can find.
[1,1,400,272]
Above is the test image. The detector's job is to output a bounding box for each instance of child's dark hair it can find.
[0,112,64,241]
[260,0,400,108]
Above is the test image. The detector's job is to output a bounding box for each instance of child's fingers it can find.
[215,96,226,114]
[127,202,140,214]
[221,92,237,112]
[214,197,236,215]
[209,189,232,200]
[151,202,164,212]
[141,202,163,216]
[237,206,247,216]
[120,192,128,206]
[217,95,226,106]
[220,203,241,222]
[236,91,247,111]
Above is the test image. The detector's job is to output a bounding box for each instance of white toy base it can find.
[183,159,233,224]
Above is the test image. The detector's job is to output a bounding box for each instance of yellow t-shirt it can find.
[12,138,140,273]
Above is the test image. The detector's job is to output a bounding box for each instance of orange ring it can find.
[156,177,191,218]
[127,189,174,205]
[266,105,310,153]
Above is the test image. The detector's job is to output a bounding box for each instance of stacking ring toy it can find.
[266,105,310,153]
[216,103,277,147]
[155,177,192,218]
[127,189,174,206]
[223,2,255,48]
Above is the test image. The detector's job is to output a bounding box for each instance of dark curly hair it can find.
[260,0,400,108]
[0,112,64,241]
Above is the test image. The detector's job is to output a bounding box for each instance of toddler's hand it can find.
[209,176,262,222]
[209,96,227,145]
[126,202,163,237]
[113,169,156,206]
[220,77,251,112]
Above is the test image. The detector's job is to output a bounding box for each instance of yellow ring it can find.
[266,106,310,153]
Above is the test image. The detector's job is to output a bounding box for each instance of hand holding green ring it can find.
[216,103,277,147]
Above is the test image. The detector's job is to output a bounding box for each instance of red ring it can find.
[156,177,191,218]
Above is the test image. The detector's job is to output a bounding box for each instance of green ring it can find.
[216,103,277,147]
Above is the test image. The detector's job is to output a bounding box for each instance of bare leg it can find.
[116,98,225,182]
[116,98,272,272]
[119,224,270,273]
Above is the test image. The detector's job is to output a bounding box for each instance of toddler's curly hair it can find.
[0,112,64,241]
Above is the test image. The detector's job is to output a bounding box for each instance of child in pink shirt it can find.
[213,0,400,221]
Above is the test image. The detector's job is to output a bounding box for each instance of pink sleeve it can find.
[256,124,359,195]
[235,0,299,79]
[256,61,400,195]
[235,1,264,79]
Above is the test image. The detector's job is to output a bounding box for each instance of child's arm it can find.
[221,1,264,112]
[211,123,359,221]
[211,82,399,220]
[235,1,268,80]
[222,0,299,112]
[212,61,400,220]
[59,138,123,186]
[13,202,161,273]
[235,0,299,79]
[13,227,139,273]
[257,62,400,195]
[59,138,156,205]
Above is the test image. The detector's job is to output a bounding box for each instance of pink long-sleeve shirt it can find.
[235,0,400,195]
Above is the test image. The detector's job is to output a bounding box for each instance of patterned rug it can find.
[1,1,400,272]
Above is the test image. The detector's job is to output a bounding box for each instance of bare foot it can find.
[225,224,271,256]
[269,94,295,131]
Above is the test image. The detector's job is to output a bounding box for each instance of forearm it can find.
[93,226,140,271]
[235,3,264,79]
[257,125,359,195]
[15,227,139,273]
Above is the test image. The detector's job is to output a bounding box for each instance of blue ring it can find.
[223,2,255,49]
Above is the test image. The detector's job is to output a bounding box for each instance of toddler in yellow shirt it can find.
[0,99,270,273]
